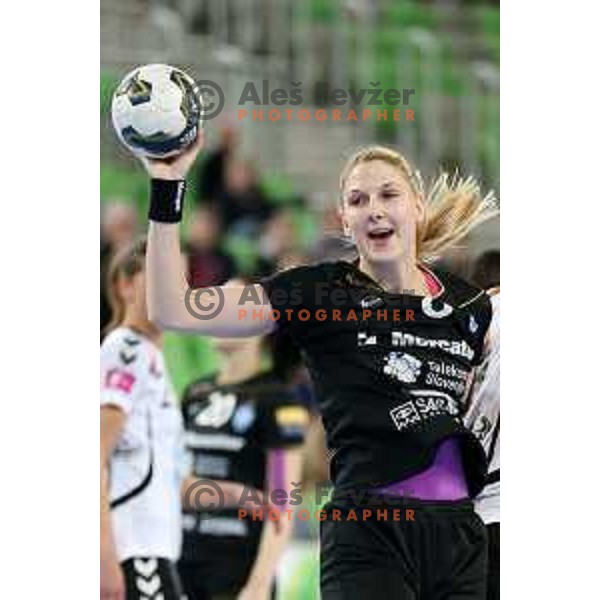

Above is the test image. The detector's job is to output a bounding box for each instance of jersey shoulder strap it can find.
[430,266,494,362]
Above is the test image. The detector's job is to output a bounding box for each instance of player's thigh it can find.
[485,523,500,600]
[320,514,418,600]
[436,513,487,600]
[177,561,211,600]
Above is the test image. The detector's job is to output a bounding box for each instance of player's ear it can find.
[414,192,426,224]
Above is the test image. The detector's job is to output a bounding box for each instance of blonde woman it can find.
[136,132,498,599]
[100,239,186,600]
[100,239,249,600]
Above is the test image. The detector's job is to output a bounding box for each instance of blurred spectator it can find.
[184,205,235,288]
[276,250,309,271]
[217,158,273,236]
[101,201,138,251]
[100,201,139,336]
[434,245,472,281]
[470,249,500,289]
[255,210,299,276]
[196,122,238,202]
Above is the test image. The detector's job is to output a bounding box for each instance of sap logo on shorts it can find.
[383,352,422,383]
[194,391,237,428]
[391,332,475,360]
[421,297,453,319]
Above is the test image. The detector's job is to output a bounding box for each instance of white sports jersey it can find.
[100,327,184,561]
[465,293,500,524]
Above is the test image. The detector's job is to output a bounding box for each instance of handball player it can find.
[136,132,498,599]
[100,240,247,600]
[466,289,500,600]
[178,285,309,599]
[100,239,185,600]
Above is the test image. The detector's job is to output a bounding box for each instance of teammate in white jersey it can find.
[465,289,500,600]
[100,238,268,600]
[101,238,187,600]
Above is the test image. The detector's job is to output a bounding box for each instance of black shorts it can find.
[320,496,487,600]
[485,523,500,600]
[121,557,183,600]
[178,557,276,600]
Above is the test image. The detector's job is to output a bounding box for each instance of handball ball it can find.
[111,64,204,159]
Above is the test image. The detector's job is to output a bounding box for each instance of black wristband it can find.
[148,179,186,223]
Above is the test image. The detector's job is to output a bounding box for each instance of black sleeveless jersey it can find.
[180,371,308,567]
[260,260,493,497]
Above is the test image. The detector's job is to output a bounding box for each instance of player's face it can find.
[119,270,150,323]
[340,160,424,265]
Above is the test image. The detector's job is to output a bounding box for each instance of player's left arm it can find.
[238,447,303,600]
[180,477,258,509]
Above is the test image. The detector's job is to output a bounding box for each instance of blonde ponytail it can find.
[103,262,127,338]
[418,172,498,261]
[339,146,498,261]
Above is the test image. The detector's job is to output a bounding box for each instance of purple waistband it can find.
[372,438,469,501]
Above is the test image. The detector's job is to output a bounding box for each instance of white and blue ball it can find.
[111,63,204,158]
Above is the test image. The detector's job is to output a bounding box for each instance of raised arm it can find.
[139,132,275,337]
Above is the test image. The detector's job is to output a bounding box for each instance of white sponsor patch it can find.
[194,391,237,428]
[184,432,246,451]
[389,390,460,432]
[391,331,475,360]
[357,331,378,346]
[199,517,249,537]
[421,297,453,319]
[360,295,384,309]
[383,352,422,383]
[389,401,422,432]
[231,403,256,434]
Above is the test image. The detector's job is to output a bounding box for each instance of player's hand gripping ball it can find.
[111,64,204,159]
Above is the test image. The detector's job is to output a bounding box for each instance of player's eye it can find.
[347,191,368,206]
